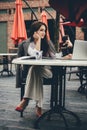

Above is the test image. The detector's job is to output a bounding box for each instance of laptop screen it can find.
[72,40,87,60]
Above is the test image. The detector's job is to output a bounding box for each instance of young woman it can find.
[15,21,56,117]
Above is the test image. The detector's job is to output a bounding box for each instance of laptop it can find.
[72,40,87,60]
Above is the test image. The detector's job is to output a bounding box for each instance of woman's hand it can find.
[66,40,73,48]
[62,54,72,60]
[33,32,41,51]
[33,32,41,41]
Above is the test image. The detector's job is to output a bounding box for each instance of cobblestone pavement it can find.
[0,65,87,130]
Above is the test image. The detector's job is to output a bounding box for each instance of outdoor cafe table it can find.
[12,57,87,129]
[0,53,17,76]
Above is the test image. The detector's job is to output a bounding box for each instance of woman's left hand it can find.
[66,40,73,48]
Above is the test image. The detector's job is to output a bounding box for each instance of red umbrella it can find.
[41,11,50,41]
[11,0,27,45]
[49,0,87,26]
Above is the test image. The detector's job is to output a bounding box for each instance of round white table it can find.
[12,57,87,129]
[12,57,87,67]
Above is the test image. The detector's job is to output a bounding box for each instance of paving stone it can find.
[0,65,87,130]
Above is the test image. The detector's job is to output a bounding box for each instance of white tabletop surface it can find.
[12,56,87,67]
[0,53,17,56]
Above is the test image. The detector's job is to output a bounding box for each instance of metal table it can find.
[12,57,87,129]
[0,53,17,76]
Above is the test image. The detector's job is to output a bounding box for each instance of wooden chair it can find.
[67,67,80,81]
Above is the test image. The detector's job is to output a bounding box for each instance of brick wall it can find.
[0,0,56,50]
[0,0,84,50]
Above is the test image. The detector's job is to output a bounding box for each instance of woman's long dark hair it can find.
[29,21,49,56]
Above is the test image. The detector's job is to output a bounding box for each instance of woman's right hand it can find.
[33,32,41,51]
[33,32,41,41]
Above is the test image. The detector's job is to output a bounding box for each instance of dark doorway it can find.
[25,20,36,38]
[48,19,56,44]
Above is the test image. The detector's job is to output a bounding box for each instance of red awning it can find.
[62,19,85,27]
[49,0,87,26]
[11,0,27,45]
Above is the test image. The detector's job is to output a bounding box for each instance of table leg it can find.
[35,66,81,129]
[0,56,14,76]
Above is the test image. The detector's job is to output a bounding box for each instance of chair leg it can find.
[10,63,12,72]
[68,67,72,81]
[20,85,25,117]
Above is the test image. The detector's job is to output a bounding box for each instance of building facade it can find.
[0,0,84,53]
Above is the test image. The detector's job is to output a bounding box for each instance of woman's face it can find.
[36,25,46,39]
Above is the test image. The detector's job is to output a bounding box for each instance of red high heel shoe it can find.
[36,106,42,117]
[15,98,29,112]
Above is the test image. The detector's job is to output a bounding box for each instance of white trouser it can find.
[24,65,52,108]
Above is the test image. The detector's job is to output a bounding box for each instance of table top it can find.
[12,56,87,67]
[0,53,17,56]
